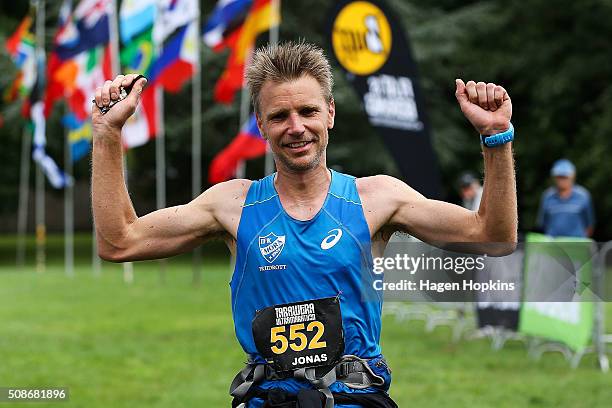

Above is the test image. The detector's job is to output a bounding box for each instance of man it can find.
[92,42,516,407]
[457,171,483,211]
[537,159,594,238]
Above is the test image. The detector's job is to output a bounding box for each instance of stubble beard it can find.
[275,140,326,173]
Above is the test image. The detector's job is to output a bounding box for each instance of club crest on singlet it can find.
[259,232,286,263]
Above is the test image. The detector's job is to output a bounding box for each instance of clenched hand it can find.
[455,79,512,136]
[91,74,147,135]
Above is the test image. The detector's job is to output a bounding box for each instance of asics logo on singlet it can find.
[259,232,286,263]
[321,228,343,250]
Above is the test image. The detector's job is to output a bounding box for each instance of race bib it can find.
[252,297,345,372]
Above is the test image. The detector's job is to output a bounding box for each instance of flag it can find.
[4,14,36,101]
[122,103,152,148]
[44,0,74,115]
[148,21,197,92]
[54,0,112,61]
[148,0,198,93]
[119,0,156,44]
[120,29,155,75]
[203,0,252,50]
[120,0,158,148]
[6,7,72,187]
[63,112,92,162]
[153,0,198,45]
[208,114,267,183]
[44,0,114,163]
[228,0,278,60]
[30,59,73,189]
[119,0,198,148]
[5,15,35,64]
[210,0,280,104]
[45,0,113,118]
[52,47,108,121]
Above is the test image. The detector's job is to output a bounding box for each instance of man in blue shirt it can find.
[537,159,595,238]
[91,42,517,407]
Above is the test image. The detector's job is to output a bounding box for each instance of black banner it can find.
[474,248,523,330]
[327,0,441,198]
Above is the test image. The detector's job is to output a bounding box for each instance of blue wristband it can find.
[480,122,514,147]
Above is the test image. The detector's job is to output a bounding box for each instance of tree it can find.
[1,0,611,239]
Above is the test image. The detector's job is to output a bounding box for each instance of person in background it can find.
[537,159,595,238]
[458,171,483,211]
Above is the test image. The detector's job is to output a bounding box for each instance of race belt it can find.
[252,296,345,372]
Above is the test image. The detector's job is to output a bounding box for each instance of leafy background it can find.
[1,0,611,239]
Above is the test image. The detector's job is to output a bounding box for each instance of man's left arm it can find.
[477,138,517,245]
[454,79,517,249]
[368,80,517,254]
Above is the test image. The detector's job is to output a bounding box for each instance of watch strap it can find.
[480,122,514,147]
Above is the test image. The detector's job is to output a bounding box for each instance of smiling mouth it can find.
[284,141,312,149]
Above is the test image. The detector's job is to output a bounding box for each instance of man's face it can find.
[460,184,476,200]
[554,175,574,191]
[255,75,335,173]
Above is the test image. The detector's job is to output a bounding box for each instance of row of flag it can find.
[6,8,72,188]
[4,0,279,189]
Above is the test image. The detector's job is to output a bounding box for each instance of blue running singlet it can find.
[230,170,389,406]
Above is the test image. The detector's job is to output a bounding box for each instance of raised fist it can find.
[91,74,147,134]
[455,79,512,136]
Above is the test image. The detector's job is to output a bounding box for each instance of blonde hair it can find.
[246,40,334,113]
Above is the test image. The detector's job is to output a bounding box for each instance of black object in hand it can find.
[93,75,146,114]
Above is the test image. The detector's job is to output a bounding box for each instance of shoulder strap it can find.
[328,170,362,206]
[243,173,277,206]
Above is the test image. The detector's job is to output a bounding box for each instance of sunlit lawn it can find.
[0,235,610,407]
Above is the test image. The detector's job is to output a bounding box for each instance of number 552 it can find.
[270,321,326,354]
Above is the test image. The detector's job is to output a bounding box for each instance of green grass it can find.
[0,237,610,407]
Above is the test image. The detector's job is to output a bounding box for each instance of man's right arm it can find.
[93,168,247,261]
[91,74,248,262]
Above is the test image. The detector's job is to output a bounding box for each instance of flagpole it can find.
[192,7,203,286]
[236,39,254,180]
[264,0,280,176]
[60,1,76,276]
[109,0,135,282]
[16,127,32,268]
[154,4,167,283]
[231,0,278,271]
[35,160,45,273]
[109,0,120,103]
[154,86,167,281]
[34,0,46,274]
[64,107,74,277]
[230,48,253,273]
[236,59,252,180]
[269,0,280,45]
